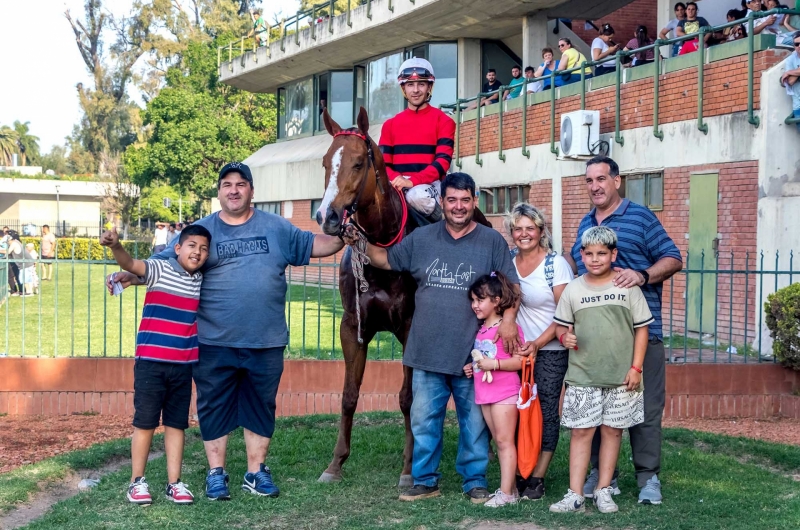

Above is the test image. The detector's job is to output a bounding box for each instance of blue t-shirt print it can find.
[216,236,270,259]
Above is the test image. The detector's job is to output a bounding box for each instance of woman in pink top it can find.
[40,225,56,281]
[463,271,523,508]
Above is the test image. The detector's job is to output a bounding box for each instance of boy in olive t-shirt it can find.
[549,226,653,515]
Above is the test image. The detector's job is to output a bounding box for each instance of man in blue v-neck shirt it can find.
[564,156,682,506]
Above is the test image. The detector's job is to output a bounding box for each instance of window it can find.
[478,185,530,215]
[354,65,366,122]
[310,199,323,219]
[316,73,329,132]
[622,172,663,211]
[255,202,280,215]
[329,71,354,129]
[278,77,313,139]
[367,52,405,123]
[428,43,457,110]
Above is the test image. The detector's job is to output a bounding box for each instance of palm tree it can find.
[13,121,40,166]
[0,126,18,166]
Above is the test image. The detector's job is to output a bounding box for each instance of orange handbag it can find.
[516,356,543,479]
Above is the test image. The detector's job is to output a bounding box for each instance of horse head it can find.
[316,107,381,235]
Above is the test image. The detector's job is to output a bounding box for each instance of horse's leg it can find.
[319,312,373,483]
[398,363,414,488]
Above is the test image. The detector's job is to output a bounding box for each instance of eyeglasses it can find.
[558,44,566,48]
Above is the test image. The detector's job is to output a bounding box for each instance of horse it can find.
[315,107,417,486]
[315,106,491,485]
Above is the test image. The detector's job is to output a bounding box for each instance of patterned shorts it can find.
[561,385,644,429]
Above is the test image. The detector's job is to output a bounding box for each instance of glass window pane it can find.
[354,65,366,120]
[428,43,457,109]
[626,176,646,207]
[648,173,663,210]
[316,73,329,132]
[283,77,313,138]
[330,71,354,129]
[277,88,286,139]
[481,189,494,214]
[255,202,280,215]
[310,199,323,218]
[497,187,506,213]
[521,185,531,204]
[367,52,405,123]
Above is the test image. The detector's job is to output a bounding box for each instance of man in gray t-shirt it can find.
[113,163,344,500]
[349,172,520,503]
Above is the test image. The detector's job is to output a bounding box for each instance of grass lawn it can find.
[11,412,800,530]
[1,263,397,359]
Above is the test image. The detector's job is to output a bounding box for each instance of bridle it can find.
[331,129,407,247]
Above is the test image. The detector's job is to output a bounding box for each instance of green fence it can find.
[2,250,798,363]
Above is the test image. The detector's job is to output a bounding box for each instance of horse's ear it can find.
[322,107,341,136]
[356,107,369,136]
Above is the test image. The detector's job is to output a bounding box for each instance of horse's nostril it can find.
[327,209,340,226]
[315,211,322,225]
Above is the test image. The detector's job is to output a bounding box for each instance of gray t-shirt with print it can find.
[153,209,315,348]
[387,222,519,376]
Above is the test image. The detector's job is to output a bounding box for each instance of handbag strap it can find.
[521,356,534,385]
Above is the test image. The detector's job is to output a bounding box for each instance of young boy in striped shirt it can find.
[100,224,212,506]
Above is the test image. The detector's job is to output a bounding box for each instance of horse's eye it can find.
[353,162,363,169]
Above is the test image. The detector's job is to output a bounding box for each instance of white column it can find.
[522,13,548,69]
[457,38,481,99]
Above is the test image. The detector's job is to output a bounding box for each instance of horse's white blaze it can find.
[318,146,343,223]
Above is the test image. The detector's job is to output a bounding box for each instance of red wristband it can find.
[559,333,566,345]
[631,365,643,374]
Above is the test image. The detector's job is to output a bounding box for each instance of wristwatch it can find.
[637,269,650,285]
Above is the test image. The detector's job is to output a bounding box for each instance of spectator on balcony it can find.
[504,65,525,100]
[676,2,711,55]
[524,66,543,93]
[534,48,557,90]
[623,25,656,66]
[712,10,748,43]
[747,0,782,36]
[468,69,503,109]
[248,9,269,47]
[592,24,621,76]
[781,31,800,132]
[556,38,592,85]
[660,3,687,57]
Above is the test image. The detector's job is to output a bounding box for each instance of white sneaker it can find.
[583,468,621,498]
[484,488,519,508]
[549,489,585,513]
[593,486,619,513]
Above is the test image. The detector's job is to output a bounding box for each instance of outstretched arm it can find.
[100,230,145,277]
[311,234,345,258]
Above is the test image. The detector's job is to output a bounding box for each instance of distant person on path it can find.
[111,162,345,500]
[463,272,524,508]
[564,156,682,505]
[152,222,168,254]
[166,223,179,246]
[25,243,40,294]
[41,224,56,281]
[7,231,36,297]
[549,226,652,515]
[102,223,212,506]
[1,227,21,296]
[344,172,521,504]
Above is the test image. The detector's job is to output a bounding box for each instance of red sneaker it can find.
[127,477,152,505]
[165,481,195,504]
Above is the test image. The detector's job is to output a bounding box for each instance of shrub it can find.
[18,237,151,261]
[765,283,800,371]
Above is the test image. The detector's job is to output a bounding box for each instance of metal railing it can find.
[0,219,103,238]
[218,0,377,69]
[2,249,798,364]
[441,9,799,164]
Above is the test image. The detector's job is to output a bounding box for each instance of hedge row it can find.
[19,237,152,261]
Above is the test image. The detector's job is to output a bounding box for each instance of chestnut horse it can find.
[315,107,492,485]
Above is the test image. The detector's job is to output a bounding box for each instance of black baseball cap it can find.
[218,162,254,187]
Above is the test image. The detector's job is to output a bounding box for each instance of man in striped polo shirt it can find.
[379,57,455,223]
[564,156,682,505]
[101,223,213,506]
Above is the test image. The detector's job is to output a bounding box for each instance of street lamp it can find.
[55,184,60,236]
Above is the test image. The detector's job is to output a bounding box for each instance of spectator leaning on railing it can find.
[557,38,592,85]
[248,9,269,47]
[623,25,655,67]
[781,31,800,132]
[591,24,621,76]
[676,2,711,55]
[534,48,557,90]
[524,65,543,93]
[467,69,503,109]
[660,3,687,57]
[503,65,525,100]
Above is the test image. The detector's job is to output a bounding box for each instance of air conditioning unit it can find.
[560,110,600,158]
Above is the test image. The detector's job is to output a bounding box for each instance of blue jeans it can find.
[794,109,800,133]
[410,369,489,492]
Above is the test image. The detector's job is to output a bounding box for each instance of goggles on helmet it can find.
[398,67,435,84]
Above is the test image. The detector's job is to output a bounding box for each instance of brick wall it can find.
[570,0,659,49]
[457,49,787,158]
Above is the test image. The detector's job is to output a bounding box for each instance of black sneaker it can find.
[515,475,528,494]
[398,484,441,501]
[464,487,491,504]
[521,477,545,500]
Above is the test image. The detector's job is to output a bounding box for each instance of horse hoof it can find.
[318,472,342,483]
[398,474,413,488]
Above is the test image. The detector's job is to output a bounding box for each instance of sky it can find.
[0,0,298,154]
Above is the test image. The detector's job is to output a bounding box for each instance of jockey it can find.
[379,57,456,222]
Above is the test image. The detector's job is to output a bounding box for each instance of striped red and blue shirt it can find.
[379,105,455,187]
[136,259,202,363]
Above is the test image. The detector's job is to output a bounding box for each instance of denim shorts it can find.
[132,359,193,430]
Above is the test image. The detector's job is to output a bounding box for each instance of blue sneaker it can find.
[205,467,231,500]
[638,475,663,505]
[242,464,280,497]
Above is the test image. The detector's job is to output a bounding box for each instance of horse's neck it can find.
[354,150,404,244]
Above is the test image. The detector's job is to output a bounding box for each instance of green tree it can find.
[140,183,199,223]
[41,146,71,175]
[12,121,41,166]
[0,126,19,166]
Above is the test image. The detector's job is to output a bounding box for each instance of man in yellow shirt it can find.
[556,38,592,86]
